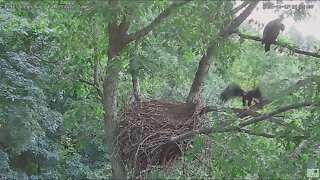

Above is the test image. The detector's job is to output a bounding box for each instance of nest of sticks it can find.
[117,100,202,178]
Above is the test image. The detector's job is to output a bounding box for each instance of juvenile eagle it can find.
[262,18,285,52]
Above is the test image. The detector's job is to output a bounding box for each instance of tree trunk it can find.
[186,40,222,105]
[102,21,129,179]
[103,72,127,179]
[102,2,192,178]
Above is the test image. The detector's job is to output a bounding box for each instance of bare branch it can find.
[80,79,95,86]
[32,53,59,64]
[237,31,320,58]
[238,128,276,138]
[233,1,250,14]
[239,129,308,140]
[79,79,103,98]
[128,1,190,42]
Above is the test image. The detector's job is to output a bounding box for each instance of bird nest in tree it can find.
[117,100,202,178]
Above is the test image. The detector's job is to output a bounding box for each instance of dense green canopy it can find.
[0,1,319,179]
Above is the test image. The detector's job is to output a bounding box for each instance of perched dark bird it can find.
[262,18,285,52]
[220,84,262,107]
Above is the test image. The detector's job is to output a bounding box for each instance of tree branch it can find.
[233,1,250,14]
[127,1,190,42]
[238,128,276,138]
[186,1,259,104]
[79,79,103,97]
[237,31,320,58]
[239,129,308,140]
[201,75,318,117]
[93,53,99,86]
[92,20,101,90]
[199,105,219,116]
[238,102,315,127]
[32,53,59,64]
[223,1,259,36]
[200,105,290,127]
[171,101,316,142]
[131,39,142,102]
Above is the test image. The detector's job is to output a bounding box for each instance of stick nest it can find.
[117,100,202,177]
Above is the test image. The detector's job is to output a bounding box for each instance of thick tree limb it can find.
[201,105,289,126]
[186,40,220,104]
[232,1,250,14]
[128,1,190,42]
[237,31,320,58]
[223,1,259,36]
[171,101,315,142]
[233,1,250,14]
[187,1,259,104]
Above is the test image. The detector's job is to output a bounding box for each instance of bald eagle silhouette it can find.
[262,18,285,52]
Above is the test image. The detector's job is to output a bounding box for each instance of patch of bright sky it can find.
[237,1,320,39]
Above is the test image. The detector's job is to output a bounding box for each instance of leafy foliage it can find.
[0,7,110,179]
[0,1,319,179]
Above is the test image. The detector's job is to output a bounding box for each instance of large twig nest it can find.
[117,100,202,178]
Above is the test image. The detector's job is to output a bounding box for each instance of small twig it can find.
[238,128,276,138]
[79,79,102,97]
[32,53,59,64]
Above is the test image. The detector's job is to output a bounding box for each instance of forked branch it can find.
[128,1,190,42]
